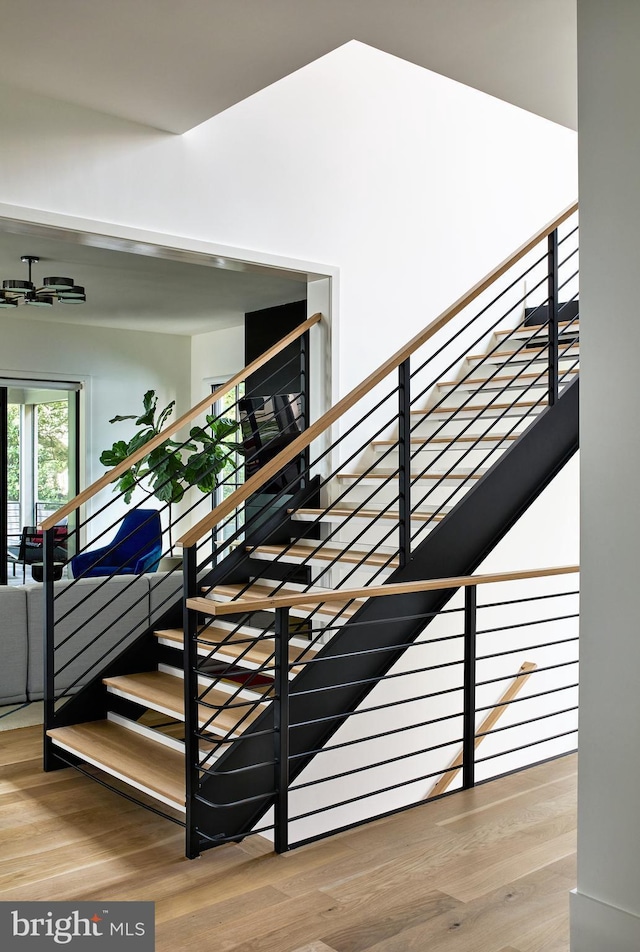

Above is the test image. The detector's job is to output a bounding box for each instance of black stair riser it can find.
[525,301,579,327]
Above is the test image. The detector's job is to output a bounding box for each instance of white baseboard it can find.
[571,889,640,951]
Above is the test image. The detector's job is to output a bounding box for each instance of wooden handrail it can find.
[186,564,579,616]
[426,660,538,799]
[178,201,578,548]
[41,313,322,530]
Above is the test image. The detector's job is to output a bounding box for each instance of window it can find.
[212,382,245,547]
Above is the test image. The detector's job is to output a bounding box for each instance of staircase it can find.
[41,204,580,856]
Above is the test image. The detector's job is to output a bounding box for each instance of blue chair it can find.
[71,509,162,579]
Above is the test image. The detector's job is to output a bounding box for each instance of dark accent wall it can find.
[245,301,306,396]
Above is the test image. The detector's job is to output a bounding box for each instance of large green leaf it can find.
[102,394,241,506]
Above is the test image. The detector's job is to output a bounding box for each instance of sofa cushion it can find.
[26,575,150,701]
[149,569,183,628]
[0,588,28,705]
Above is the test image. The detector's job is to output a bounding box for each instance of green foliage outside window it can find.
[37,401,70,503]
[6,405,20,501]
[6,400,69,505]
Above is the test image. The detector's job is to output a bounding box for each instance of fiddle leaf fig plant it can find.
[99,390,190,506]
[100,390,240,552]
[184,415,242,492]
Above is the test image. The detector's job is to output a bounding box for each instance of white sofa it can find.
[1,571,182,706]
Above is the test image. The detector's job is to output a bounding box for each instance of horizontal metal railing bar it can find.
[195,822,275,845]
[288,709,465,762]
[194,565,579,615]
[557,223,579,246]
[476,634,579,660]
[475,659,579,692]
[409,262,550,403]
[290,726,578,826]
[407,329,576,539]
[410,249,555,397]
[193,788,279,809]
[558,245,579,271]
[289,761,463,823]
[48,672,574,755]
[289,733,465,792]
[477,590,579,610]
[475,613,580,636]
[406,341,554,520]
[203,758,278,778]
[284,628,464,652]
[475,704,579,739]
[286,651,573,714]
[300,605,465,637]
[291,746,578,850]
[42,313,321,530]
[283,629,465,665]
[474,681,579,714]
[558,267,580,294]
[412,311,567,456]
[288,654,466,692]
[289,683,464,731]
[178,203,577,548]
[474,728,577,765]
[410,274,551,405]
[195,724,276,746]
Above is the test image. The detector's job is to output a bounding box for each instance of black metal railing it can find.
[185,211,578,598]
[40,207,580,858]
[184,567,578,852]
[42,321,315,777]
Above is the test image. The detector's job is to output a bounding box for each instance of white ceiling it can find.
[0,0,576,335]
[0,227,307,336]
[1,0,576,133]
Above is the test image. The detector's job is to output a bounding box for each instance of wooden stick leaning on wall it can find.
[427,660,538,799]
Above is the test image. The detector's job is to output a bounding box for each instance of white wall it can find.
[190,325,245,406]
[0,42,576,411]
[573,3,640,951]
[1,314,191,526]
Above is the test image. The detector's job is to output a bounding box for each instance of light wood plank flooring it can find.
[0,725,576,952]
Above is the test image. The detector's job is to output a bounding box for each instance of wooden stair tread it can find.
[194,583,363,619]
[46,720,185,810]
[467,344,579,360]
[289,507,444,522]
[437,368,579,387]
[496,320,579,337]
[249,543,399,569]
[103,671,263,735]
[411,400,540,414]
[336,470,484,480]
[155,628,317,669]
[372,434,518,447]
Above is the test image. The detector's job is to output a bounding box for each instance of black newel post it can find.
[274,606,290,853]
[462,584,477,790]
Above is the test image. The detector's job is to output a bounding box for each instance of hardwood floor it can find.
[0,725,576,952]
